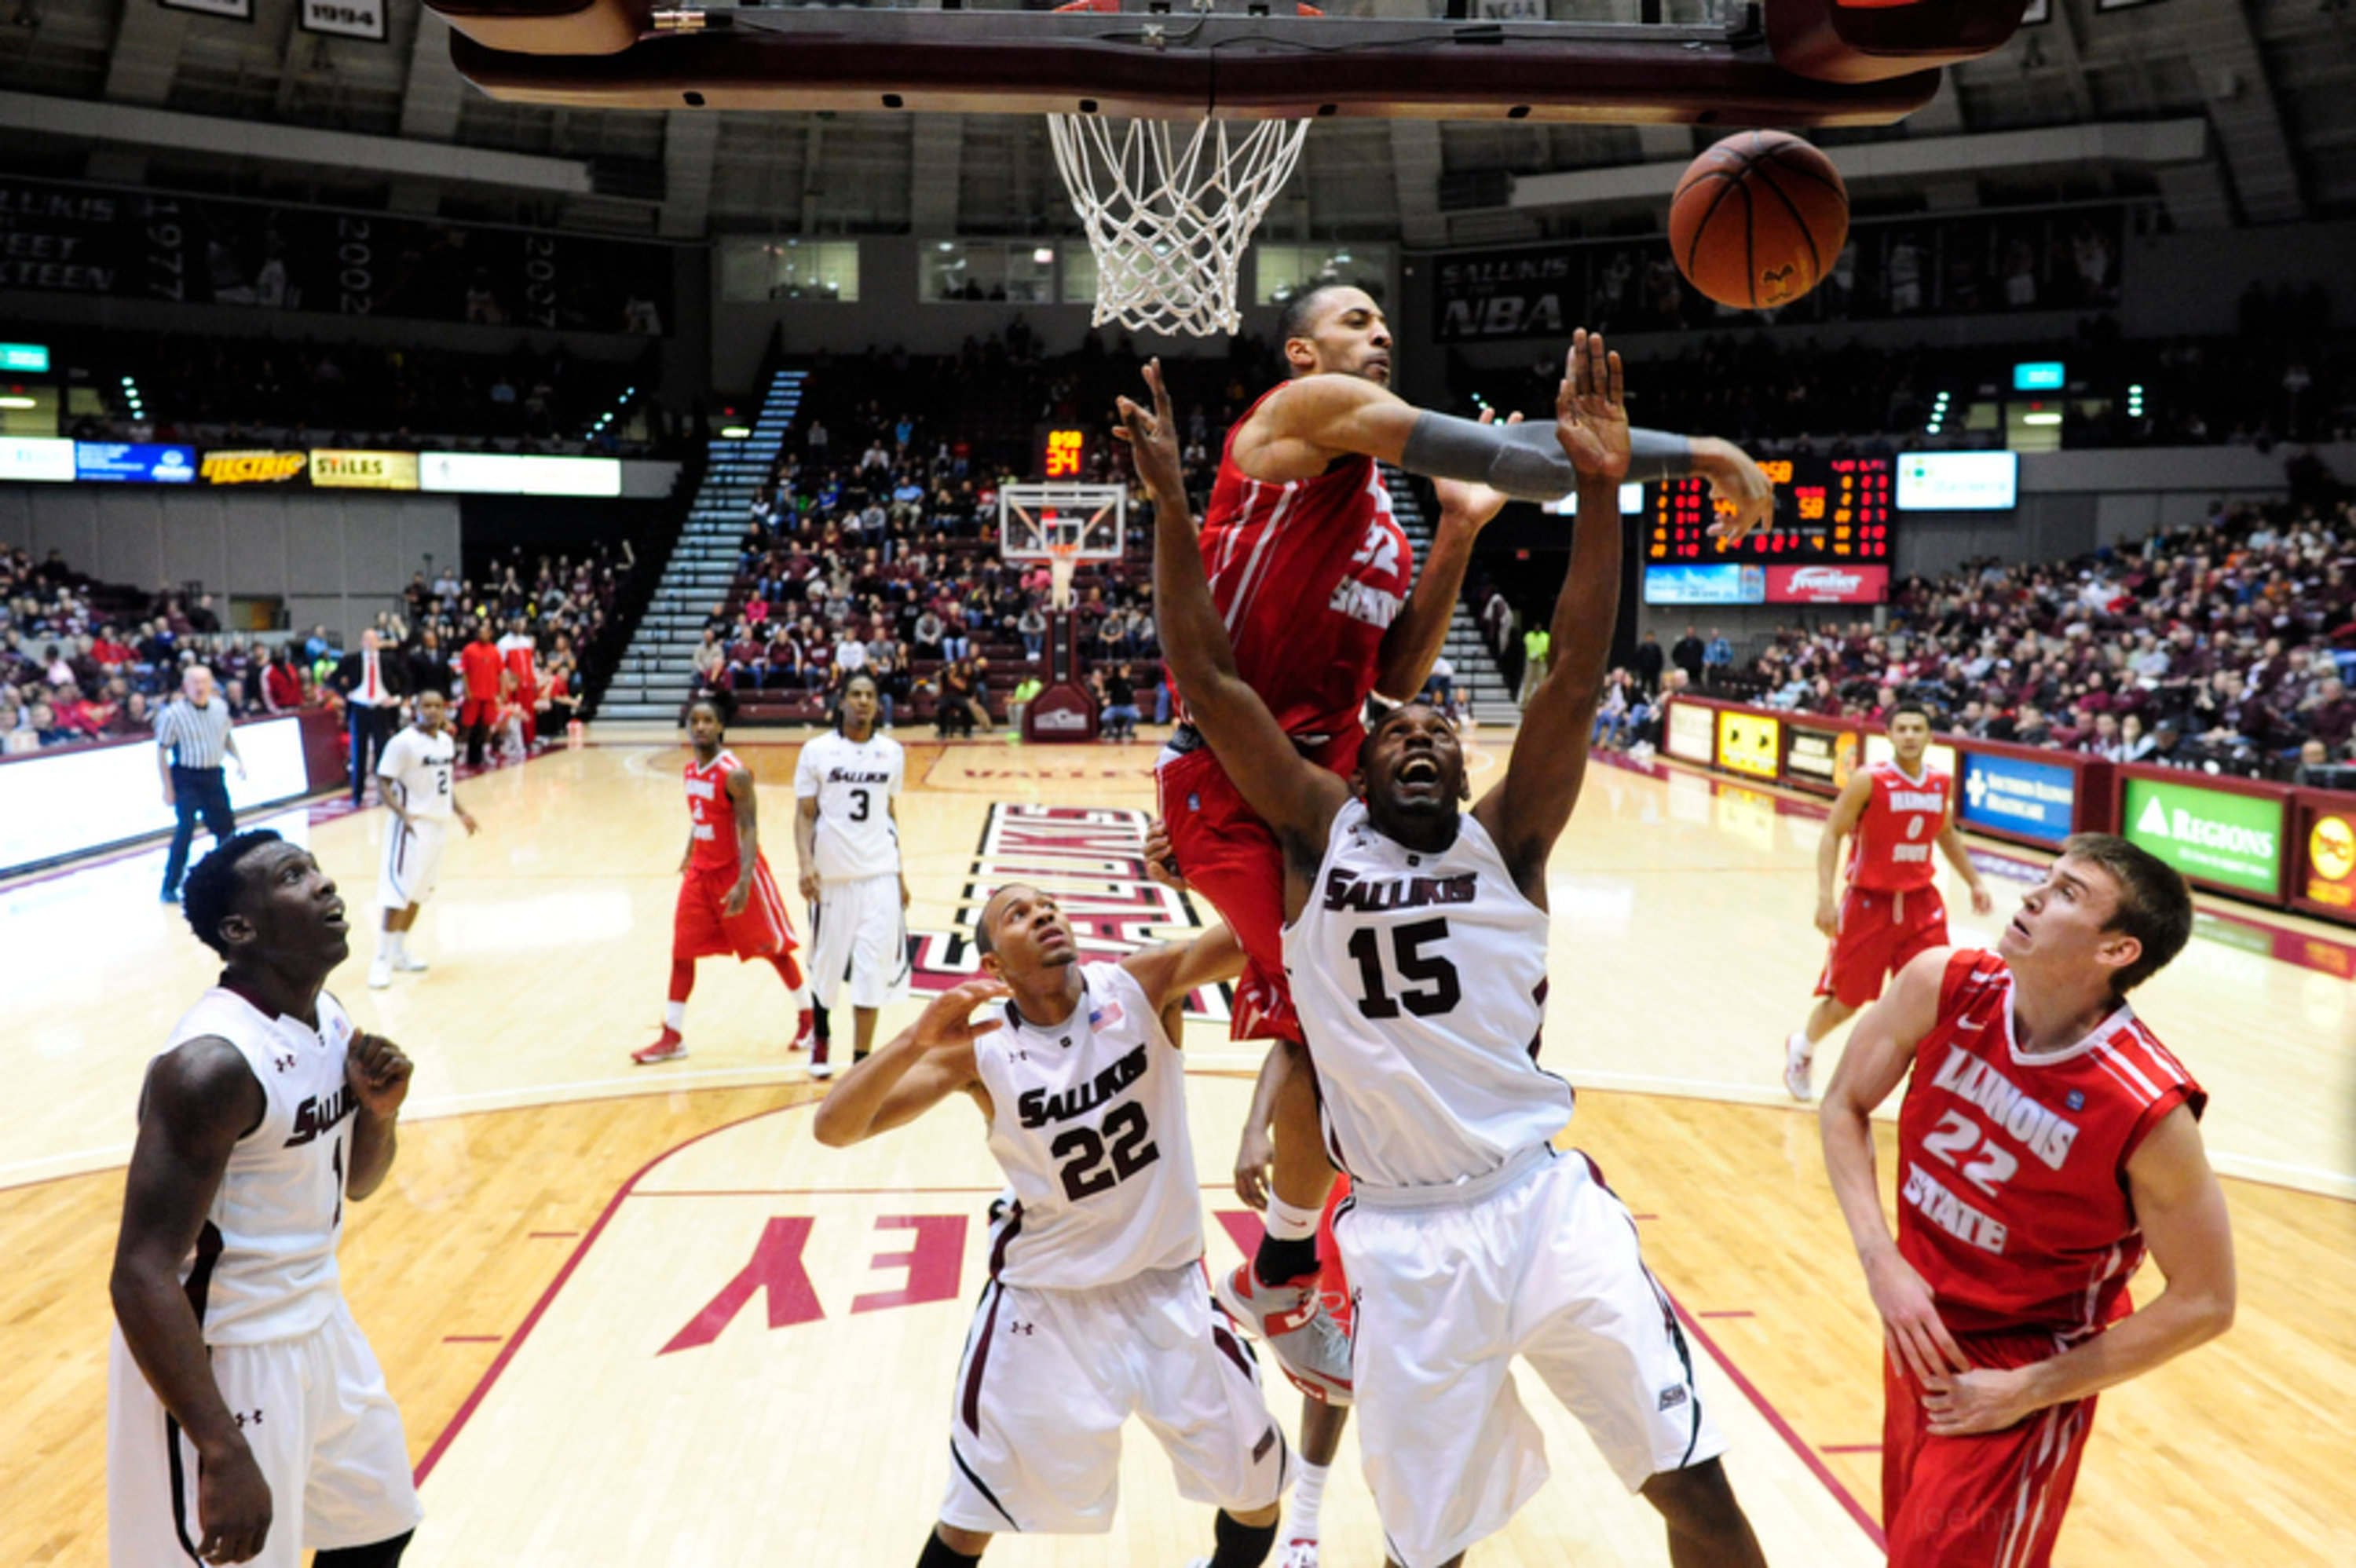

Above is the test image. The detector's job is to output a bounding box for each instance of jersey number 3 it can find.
[1347,917,1462,1020]
[1052,1102,1159,1202]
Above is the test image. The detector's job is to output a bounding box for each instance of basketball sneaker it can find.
[1783,1031,1814,1102]
[1213,1262,1352,1405]
[368,957,393,990]
[632,1028,689,1065]
[393,952,430,974]
[791,1008,815,1050]
[808,1042,835,1080]
[1278,1536,1321,1568]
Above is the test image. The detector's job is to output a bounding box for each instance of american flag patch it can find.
[1090,1000,1125,1030]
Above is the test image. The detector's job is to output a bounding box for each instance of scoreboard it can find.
[1647,454,1893,565]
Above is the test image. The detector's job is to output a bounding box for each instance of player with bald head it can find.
[1151,281,1776,1416]
[815,897,1290,1568]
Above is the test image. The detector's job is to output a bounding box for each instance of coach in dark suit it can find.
[331,630,412,805]
[408,627,456,700]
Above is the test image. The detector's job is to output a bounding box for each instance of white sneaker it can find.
[393,952,430,973]
[1278,1535,1321,1568]
[368,959,393,990]
[809,1058,836,1081]
[1783,1031,1815,1102]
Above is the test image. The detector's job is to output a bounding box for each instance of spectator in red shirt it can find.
[262,645,305,714]
[458,622,506,767]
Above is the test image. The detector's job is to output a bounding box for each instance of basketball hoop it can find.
[1049,111,1310,337]
[1046,543,1083,613]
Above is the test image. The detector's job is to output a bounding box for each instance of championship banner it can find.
[1716,709,1782,780]
[298,0,386,40]
[309,449,419,490]
[0,174,673,334]
[160,0,253,18]
[201,449,307,485]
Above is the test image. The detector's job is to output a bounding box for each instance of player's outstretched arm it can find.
[1120,922,1246,1022]
[110,1040,276,1566]
[1818,948,1972,1389]
[1923,1103,2234,1436]
[1118,361,1348,861]
[812,978,1007,1146]
[1476,330,1629,894]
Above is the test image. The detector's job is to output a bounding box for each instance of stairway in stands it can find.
[1381,468,1520,728]
[599,370,807,722]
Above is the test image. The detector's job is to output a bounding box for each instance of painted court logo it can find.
[908,803,1228,1022]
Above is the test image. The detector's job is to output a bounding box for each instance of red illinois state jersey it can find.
[498,633,538,690]
[1897,950,2204,1339]
[1847,759,1952,893]
[684,749,748,874]
[1194,385,1414,744]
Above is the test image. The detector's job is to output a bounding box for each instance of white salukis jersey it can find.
[377,725,456,821]
[1283,798,1574,1191]
[970,962,1203,1290]
[795,729,905,881]
[150,988,363,1345]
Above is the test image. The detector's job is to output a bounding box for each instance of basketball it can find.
[1668,130,1850,312]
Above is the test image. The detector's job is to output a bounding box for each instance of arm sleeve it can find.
[1398,411,1698,501]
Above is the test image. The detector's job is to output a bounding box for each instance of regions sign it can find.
[1960,751,2076,846]
[202,450,308,485]
[2120,776,2285,898]
[1666,700,1715,764]
[1765,565,1888,605]
[1718,709,1782,780]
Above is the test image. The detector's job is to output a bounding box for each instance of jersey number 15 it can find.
[1347,918,1462,1020]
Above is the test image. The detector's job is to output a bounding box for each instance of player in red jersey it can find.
[1820,834,2233,1568]
[1129,284,1774,1409]
[455,621,505,769]
[632,698,814,1065]
[1783,700,1994,1101]
[496,617,539,745]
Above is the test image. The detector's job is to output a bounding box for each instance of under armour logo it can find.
[272,1053,298,1074]
[1008,1321,1036,1336]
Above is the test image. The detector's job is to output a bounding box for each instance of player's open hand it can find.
[1114,360,1188,502]
[913,978,1014,1054]
[194,1438,273,1563]
[1554,329,1630,482]
[1922,1365,2037,1436]
[346,1032,413,1118]
[1865,1247,1971,1388]
[1699,440,1774,543]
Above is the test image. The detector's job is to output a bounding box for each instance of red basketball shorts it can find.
[459,696,498,729]
[1816,883,1948,1009]
[674,857,801,968]
[1158,731,1360,1045]
[1882,1327,2096,1568]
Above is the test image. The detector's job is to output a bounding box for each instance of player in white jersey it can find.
[796,671,911,1078]
[370,689,479,990]
[815,898,1291,1568]
[1127,334,1765,1567]
[109,830,423,1568]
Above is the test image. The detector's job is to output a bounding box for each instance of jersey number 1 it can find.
[1347,918,1462,1020]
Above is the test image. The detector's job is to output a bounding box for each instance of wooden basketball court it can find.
[9,733,2352,1566]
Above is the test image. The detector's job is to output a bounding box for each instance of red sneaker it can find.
[792,1009,815,1050]
[631,1028,688,1065]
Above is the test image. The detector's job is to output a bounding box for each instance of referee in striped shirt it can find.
[156,663,244,903]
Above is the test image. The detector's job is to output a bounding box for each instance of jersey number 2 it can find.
[1051,1102,1159,1202]
[1347,918,1462,1020]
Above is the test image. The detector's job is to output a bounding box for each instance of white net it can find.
[1049,113,1312,337]
[1048,545,1081,612]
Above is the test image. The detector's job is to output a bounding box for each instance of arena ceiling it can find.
[2,1,2352,243]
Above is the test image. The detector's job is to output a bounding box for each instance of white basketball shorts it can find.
[808,872,911,1011]
[1337,1146,1727,1568]
[377,817,447,912]
[940,1262,1289,1535]
[108,1297,423,1567]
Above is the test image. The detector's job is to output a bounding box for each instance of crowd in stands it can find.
[2,538,644,760]
[1661,497,2356,783]
[20,323,670,455]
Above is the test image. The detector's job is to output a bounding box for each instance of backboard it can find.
[998,483,1127,563]
[421,2,2030,125]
